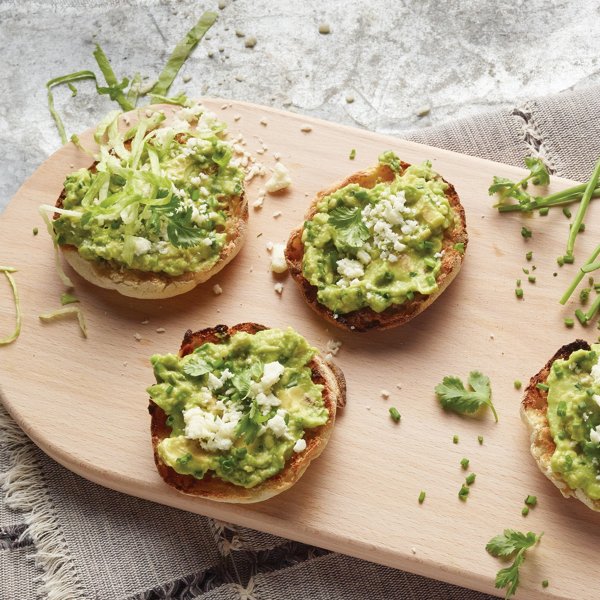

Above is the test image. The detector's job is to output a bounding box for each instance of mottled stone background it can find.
[1,0,599,205]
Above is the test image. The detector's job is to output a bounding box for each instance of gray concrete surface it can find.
[1,0,600,207]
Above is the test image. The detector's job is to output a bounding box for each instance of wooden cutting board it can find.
[1,99,599,600]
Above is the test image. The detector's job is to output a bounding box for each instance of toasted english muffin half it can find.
[52,104,247,299]
[285,155,467,332]
[521,339,600,511]
[148,323,346,503]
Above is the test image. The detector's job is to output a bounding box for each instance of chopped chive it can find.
[418,490,426,504]
[542,580,549,588]
[521,226,533,239]
[460,457,469,470]
[562,207,572,218]
[525,494,538,506]
[580,288,591,303]
[575,308,588,325]
[557,255,565,267]
[526,251,533,261]
[406,291,414,300]
[453,242,465,254]
[538,206,549,216]
[564,317,574,328]
[389,407,401,422]
[514,380,522,390]
[478,435,484,445]
[33,227,39,236]
[522,268,530,275]
[515,287,523,298]
[528,275,536,283]
[516,279,522,287]
[349,148,356,160]
[453,435,459,444]
[563,254,575,264]
[536,383,549,392]
[465,473,476,486]
[589,276,595,287]
[522,506,530,516]
[556,401,567,417]
[458,484,469,501]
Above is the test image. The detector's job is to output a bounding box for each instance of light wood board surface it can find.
[1,99,599,599]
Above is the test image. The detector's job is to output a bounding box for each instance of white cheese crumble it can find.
[590,425,600,445]
[261,361,285,389]
[212,284,223,295]
[271,243,288,273]
[183,405,241,451]
[266,409,289,438]
[265,162,291,193]
[132,236,152,256]
[380,389,390,399]
[325,339,342,356]
[591,360,600,385]
[336,258,364,284]
[274,282,284,295]
[293,438,307,453]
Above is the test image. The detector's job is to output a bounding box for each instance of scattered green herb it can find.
[418,490,426,504]
[524,495,537,507]
[521,506,529,517]
[453,242,465,253]
[32,227,39,236]
[60,293,79,306]
[486,530,543,599]
[521,226,532,239]
[478,435,484,445]
[536,383,549,392]
[526,251,533,261]
[564,318,574,328]
[515,288,524,299]
[435,371,498,422]
[542,580,549,588]
[389,407,401,423]
[465,473,476,486]
[328,205,370,248]
[349,148,356,160]
[563,207,572,218]
[458,484,470,501]
[514,380,522,390]
[460,457,469,470]
[453,434,459,444]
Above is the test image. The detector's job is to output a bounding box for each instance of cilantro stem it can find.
[585,293,600,322]
[559,244,600,305]
[565,157,600,260]
[496,185,600,213]
[488,400,499,423]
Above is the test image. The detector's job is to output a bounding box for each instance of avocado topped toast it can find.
[285,152,467,331]
[148,323,346,503]
[49,102,247,299]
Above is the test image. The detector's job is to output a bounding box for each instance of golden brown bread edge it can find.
[284,160,468,332]
[520,339,600,511]
[148,323,346,503]
[54,163,248,300]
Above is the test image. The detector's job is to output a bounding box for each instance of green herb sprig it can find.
[486,530,543,599]
[435,371,498,422]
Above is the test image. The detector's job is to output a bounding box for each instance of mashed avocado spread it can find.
[147,328,329,488]
[301,152,456,314]
[52,102,244,276]
[546,344,600,499]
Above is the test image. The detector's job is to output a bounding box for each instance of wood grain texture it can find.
[1,99,599,599]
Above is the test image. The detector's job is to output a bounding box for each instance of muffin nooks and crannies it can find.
[148,323,346,503]
[285,152,467,331]
[51,102,247,299]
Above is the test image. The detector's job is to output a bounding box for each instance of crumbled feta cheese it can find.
[133,333,142,341]
[156,327,166,334]
[593,394,600,409]
[274,283,284,295]
[326,339,342,356]
[252,192,265,209]
[266,409,289,438]
[356,250,371,265]
[272,211,282,219]
[293,438,307,453]
[132,236,152,256]
[261,361,285,389]
[591,360,600,385]
[380,389,390,399]
[212,284,223,295]
[207,368,233,391]
[271,243,287,273]
[336,258,364,280]
[590,425,600,445]
[183,405,241,451]
[256,392,281,412]
[265,163,291,193]
[266,241,274,252]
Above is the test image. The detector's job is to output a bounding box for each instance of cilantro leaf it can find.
[166,206,205,248]
[231,372,251,397]
[435,371,498,422]
[328,205,370,248]
[524,157,550,186]
[486,530,543,599]
[183,356,211,377]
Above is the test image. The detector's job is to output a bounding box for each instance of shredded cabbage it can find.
[39,306,87,338]
[151,12,218,98]
[0,266,21,346]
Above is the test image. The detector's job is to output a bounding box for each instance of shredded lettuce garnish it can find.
[0,266,21,346]
[39,306,88,338]
[45,11,218,143]
[150,12,218,99]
